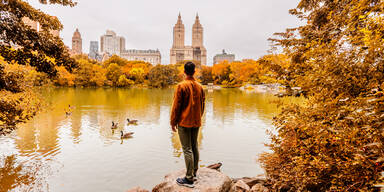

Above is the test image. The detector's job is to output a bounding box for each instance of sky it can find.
[29,0,302,65]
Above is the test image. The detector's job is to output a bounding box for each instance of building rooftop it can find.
[122,49,160,54]
[214,49,235,57]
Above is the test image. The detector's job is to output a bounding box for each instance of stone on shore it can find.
[230,180,250,192]
[232,177,266,188]
[152,168,232,192]
[250,184,269,192]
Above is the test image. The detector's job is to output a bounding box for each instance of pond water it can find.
[0,88,301,192]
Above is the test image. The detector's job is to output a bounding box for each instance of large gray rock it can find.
[152,168,232,192]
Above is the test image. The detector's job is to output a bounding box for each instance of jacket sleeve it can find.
[201,88,205,116]
[170,84,183,126]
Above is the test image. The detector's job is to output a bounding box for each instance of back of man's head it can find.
[184,62,195,76]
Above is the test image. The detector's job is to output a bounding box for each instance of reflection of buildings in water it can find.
[70,112,82,144]
[35,114,60,159]
[15,110,62,159]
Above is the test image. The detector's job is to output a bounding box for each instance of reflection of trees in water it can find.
[0,155,44,191]
[212,89,236,123]
[23,88,176,142]
[212,89,304,123]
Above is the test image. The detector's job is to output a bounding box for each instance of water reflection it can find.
[0,155,44,192]
[0,88,303,191]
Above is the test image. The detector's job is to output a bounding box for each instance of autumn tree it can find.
[129,67,145,84]
[55,66,75,86]
[199,65,213,85]
[260,0,384,191]
[73,59,106,86]
[0,0,78,134]
[258,54,291,85]
[212,60,231,84]
[106,63,122,86]
[103,55,129,67]
[0,57,42,135]
[117,75,134,87]
[0,0,77,76]
[148,65,179,88]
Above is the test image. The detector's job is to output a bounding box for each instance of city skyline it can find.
[28,0,301,65]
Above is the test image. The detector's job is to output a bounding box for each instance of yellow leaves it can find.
[0,90,40,128]
[212,58,276,86]
[55,66,75,86]
[117,75,134,87]
[359,27,372,46]
[358,15,366,20]
[129,67,145,84]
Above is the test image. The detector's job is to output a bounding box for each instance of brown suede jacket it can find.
[170,76,205,128]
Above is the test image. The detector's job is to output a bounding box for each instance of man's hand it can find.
[171,125,177,132]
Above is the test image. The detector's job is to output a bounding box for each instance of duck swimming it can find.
[121,130,134,139]
[111,121,118,129]
[127,118,138,124]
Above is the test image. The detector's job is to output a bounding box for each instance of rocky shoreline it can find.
[126,167,270,192]
[203,83,304,97]
[239,83,303,97]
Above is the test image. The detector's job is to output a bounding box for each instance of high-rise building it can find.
[89,41,99,60]
[71,28,82,55]
[170,13,207,65]
[213,49,235,64]
[100,30,125,55]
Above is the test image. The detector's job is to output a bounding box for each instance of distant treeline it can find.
[55,54,290,88]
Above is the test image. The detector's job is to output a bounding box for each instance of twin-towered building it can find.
[170,13,207,65]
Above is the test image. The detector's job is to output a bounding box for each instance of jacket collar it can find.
[185,76,195,81]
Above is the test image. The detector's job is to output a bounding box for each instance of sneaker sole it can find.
[176,181,194,188]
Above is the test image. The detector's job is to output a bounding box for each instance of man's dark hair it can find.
[184,61,195,76]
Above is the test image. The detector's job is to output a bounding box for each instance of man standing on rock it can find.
[170,61,205,188]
